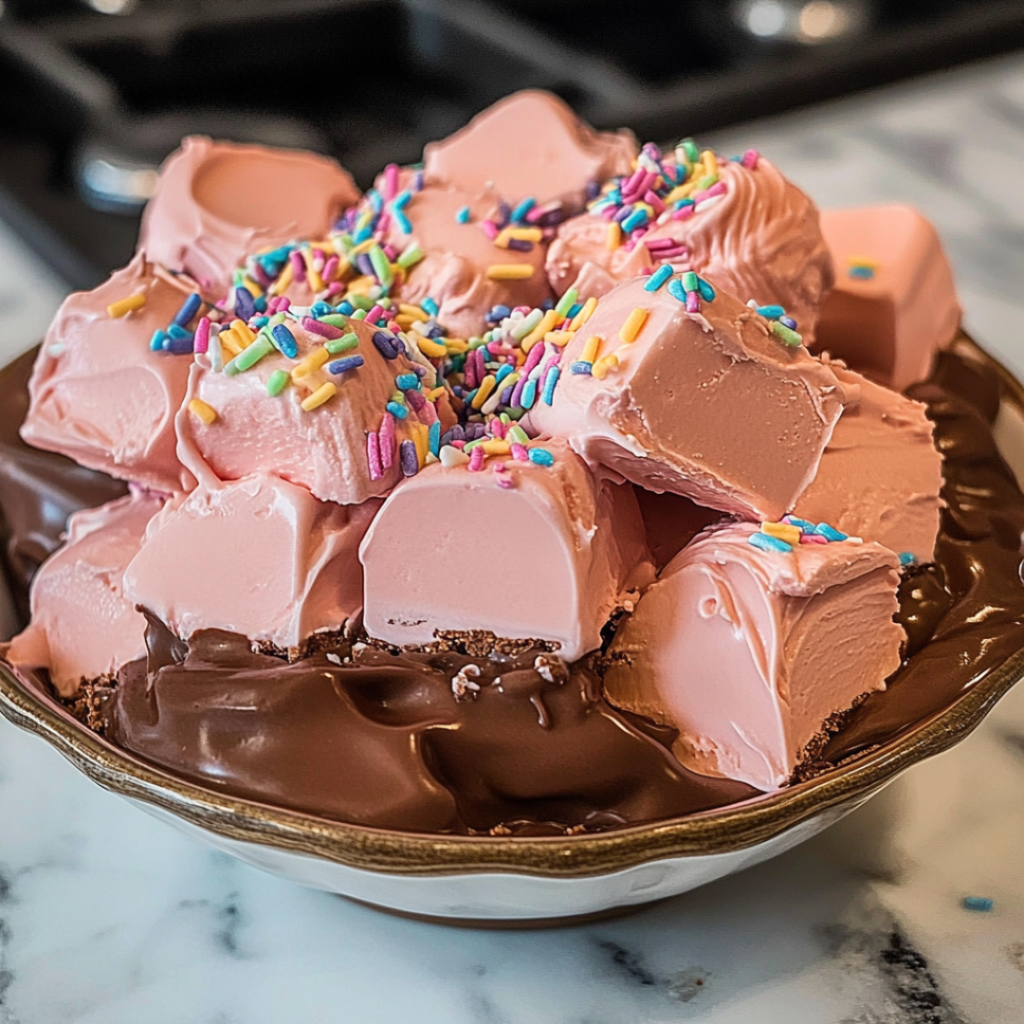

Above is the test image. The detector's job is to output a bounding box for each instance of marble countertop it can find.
[3,52,1024,1024]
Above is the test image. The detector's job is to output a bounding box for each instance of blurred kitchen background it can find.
[1,0,1023,295]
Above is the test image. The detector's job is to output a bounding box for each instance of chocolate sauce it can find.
[7,347,1024,833]
[107,614,756,833]
[0,348,127,623]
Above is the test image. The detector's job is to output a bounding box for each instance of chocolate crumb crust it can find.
[10,344,1024,834]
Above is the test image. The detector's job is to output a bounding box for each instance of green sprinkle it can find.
[318,313,349,328]
[326,332,359,354]
[508,424,530,445]
[397,243,424,270]
[348,293,375,311]
[681,138,701,164]
[233,335,275,372]
[682,271,700,293]
[369,245,393,289]
[352,308,368,320]
[554,288,578,318]
[696,174,717,191]
[771,321,804,347]
[266,369,290,396]
[511,308,543,341]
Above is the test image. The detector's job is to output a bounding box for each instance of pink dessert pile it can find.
[6,91,965,806]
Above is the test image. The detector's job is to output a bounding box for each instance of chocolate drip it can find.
[0,348,127,622]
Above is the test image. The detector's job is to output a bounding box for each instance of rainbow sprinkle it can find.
[749,518,862,553]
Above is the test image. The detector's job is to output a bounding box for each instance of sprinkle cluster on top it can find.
[749,517,860,554]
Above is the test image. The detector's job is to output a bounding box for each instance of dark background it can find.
[2,0,1023,289]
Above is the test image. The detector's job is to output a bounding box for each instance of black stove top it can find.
[2,0,1023,290]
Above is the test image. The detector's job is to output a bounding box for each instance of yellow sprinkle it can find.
[242,277,264,299]
[188,398,218,425]
[619,307,649,343]
[399,303,427,318]
[665,181,699,204]
[580,335,602,364]
[394,314,417,329]
[495,226,543,247]
[480,439,511,455]
[345,275,376,296]
[522,308,560,352]
[544,330,575,348]
[634,201,654,217]
[848,255,880,269]
[349,238,378,257]
[291,347,331,380]
[231,319,256,346]
[486,264,535,281]
[762,522,802,547]
[301,382,337,411]
[444,338,469,354]
[701,149,719,179]
[409,421,429,465]
[592,354,619,380]
[106,293,147,318]
[218,329,243,357]
[569,296,598,331]
[268,261,294,297]
[471,374,497,409]
[415,334,448,359]
[426,386,447,402]
[606,222,622,251]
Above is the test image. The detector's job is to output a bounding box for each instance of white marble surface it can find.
[3,52,1024,1023]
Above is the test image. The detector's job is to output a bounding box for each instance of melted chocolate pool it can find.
[3,346,1024,834]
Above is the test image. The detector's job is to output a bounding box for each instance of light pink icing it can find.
[139,136,359,298]
[359,438,654,660]
[123,473,376,651]
[7,490,163,695]
[526,276,853,521]
[794,365,943,560]
[423,91,637,212]
[813,205,961,389]
[605,522,903,790]
[546,156,834,344]
[21,253,197,493]
[176,317,430,506]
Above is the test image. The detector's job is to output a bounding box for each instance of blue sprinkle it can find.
[541,298,555,311]
[899,552,918,567]
[622,208,649,233]
[749,532,793,554]
[486,304,511,323]
[386,401,409,420]
[494,363,515,385]
[336,301,355,316]
[456,205,471,224]
[271,324,298,358]
[428,420,441,457]
[850,266,875,280]
[567,303,583,318]
[697,277,716,302]
[373,331,400,359]
[607,188,622,204]
[784,516,815,532]
[570,361,593,375]
[520,378,538,410]
[815,523,848,542]
[395,372,420,391]
[254,297,267,314]
[756,305,786,320]
[962,896,994,912]
[395,210,413,235]
[329,354,364,375]
[643,264,674,292]
[252,316,269,329]
[311,302,332,317]
[234,286,256,321]
[167,323,192,342]
[780,316,798,330]
[400,440,419,476]
[352,225,373,245]
[164,333,193,355]
[667,278,689,304]
[172,292,202,328]
[149,329,167,352]
[528,447,554,467]
[673,198,695,211]
[392,189,412,210]
[541,366,561,405]
[367,189,383,213]
[421,297,439,318]
[510,197,536,223]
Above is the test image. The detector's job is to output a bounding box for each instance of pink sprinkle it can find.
[418,398,438,426]
[800,533,829,545]
[387,319,402,333]
[382,244,398,261]
[289,250,307,283]
[511,442,529,461]
[249,261,272,288]
[322,255,340,282]
[379,413,396,469]
[686,291,701,314]
[377,211,392,236]
[512,306,531,315]
[301,316,343,340]
[643,189,666,214]
[468,446,485,472]
[493,461,507,473]
[480,220,499,240]
[497,474,515,490]
[406,390,427,414]
[639,266,654,276]
[742,148,760,170]
[451,439,467,449]
[383,162,399,201]
[600,205,618,220]
[366,304,384,324]
[464,355,479,390]
[326,282,345,297]
[194,316,210,354]
[693,181,727,205]
[672,205,697,222]
[623,166,646,194]
[367,432,383,481]
[522,339,547,377]
[312,249,327,272]
[276,297,291,312]
[490,418,507,439]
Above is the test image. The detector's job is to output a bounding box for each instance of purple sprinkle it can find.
[234,286,256,321]
[372,331,400,359]
[586,179,600,200]
[781,316,798,330]
[356,253,375,277]
[400,440,419,476]
[405,389,427,413]
[510,376,527,408]
[496,201,512,228]
[613,206,633,224]
[329,354,365,374]
[507,238,533,252]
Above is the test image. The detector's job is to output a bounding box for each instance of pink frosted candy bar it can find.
[21,253,199,494]
[123,473,377,652]
[6,490,163,695]
[139,137,359,299]
[605,522,904,790]
[359,438,654,661]
[527,277,854,522]
[813,205,961,389]
[795,366,943,561]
